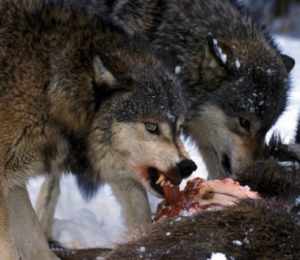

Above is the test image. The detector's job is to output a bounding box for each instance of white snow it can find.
[235,59,241,69]
[295,196,300,206]
[208,252,228,260]
[27,34,300,250]
[139,246,146,252]
[175,66,181,74]
[232,240,242,246]
[166,111,175,121]
[213,38,227,64]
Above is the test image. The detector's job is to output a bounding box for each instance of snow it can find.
[232,240,242,246]
[235,59,241,69]
[174,65,181,74]
[212,38,227,64]
[139,246,146,252]
[295,196,300,206]
[208,252,228,260]
[27,34,300,249]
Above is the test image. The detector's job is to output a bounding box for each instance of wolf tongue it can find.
[163,185,180,205]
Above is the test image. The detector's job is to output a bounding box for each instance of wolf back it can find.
[0,1,197,259]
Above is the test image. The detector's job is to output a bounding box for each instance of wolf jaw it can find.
[149,159,196,199]
[107,120,197,202]
[188,103,268,179]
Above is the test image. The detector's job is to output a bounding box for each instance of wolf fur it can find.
[0,1,198,258]
[62,0,295,179]
[52,143,300,260]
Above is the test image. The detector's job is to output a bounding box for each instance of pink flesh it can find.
[192,178,259,200]
[154,177,260,222]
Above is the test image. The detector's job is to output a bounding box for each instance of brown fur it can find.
[0,1,198,258]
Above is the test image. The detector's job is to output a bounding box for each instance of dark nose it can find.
[177,159,197,178]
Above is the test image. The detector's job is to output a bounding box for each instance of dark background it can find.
[244,0,300,37]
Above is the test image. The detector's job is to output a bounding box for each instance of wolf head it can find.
[85,35,197,198]
[186,29,294,179]
[41,7,197,199]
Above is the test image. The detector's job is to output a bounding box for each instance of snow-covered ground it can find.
[27,34,300,251]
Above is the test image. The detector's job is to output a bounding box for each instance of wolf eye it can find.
[145,122,159,134]
[239,117,250,131]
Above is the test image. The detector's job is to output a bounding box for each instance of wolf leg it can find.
[4,181,59,259]
[8,185,59,259]
[0,180,20,260]
[35,174,61,239]
[110,178,152,229]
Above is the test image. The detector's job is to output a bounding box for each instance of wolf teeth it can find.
[156,174,166,185]
[155,173,177,187]
[161,180,175,187]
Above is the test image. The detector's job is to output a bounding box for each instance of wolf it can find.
[0,1,197,259]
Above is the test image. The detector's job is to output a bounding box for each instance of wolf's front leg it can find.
[0,181,20,260]
[6,184,59,260]
[110,178,152,229]
[35,174,61,239]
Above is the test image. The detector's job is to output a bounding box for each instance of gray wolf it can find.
[52,144,300,259]
[0,1,196,259]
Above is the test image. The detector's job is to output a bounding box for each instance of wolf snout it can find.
[177,159,197,178]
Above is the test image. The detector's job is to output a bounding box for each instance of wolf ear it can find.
[280,54,295,73]
[200,33,236,91]
[93,55,129,111]
[93,55,117,86]
[205,33,236,72]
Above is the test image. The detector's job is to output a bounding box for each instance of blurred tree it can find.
[245,0,293,32]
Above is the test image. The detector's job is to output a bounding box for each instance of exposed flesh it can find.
[154,177,260,222]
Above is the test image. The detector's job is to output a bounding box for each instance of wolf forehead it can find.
[115,71,188,123]
[211,65,289,128]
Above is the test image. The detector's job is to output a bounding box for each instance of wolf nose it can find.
[177,159,197,178]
